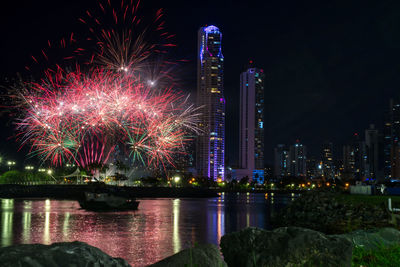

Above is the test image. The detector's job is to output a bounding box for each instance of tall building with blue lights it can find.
[196,25,225,180]
[239,65,265,183]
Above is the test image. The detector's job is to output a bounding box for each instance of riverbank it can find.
[0,184,219,199]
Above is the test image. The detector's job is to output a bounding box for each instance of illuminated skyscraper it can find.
[274,144,290,178]
[289,141,307,177]
[239,66,265,182]
[322,142,335,179]
[384,99,400,180]
[365,124,379,180]
[196,25,225,180]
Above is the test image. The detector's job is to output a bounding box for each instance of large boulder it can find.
[148,244,227,267]
[339,227,400,249]
[0,241,130,267]
[220,227,353,267]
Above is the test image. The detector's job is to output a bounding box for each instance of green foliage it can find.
[0,170,23,184]
[0,170,53,184]
[352,244,400,267]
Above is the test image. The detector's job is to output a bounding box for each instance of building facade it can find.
[196,25,225,180]
[322,142,335,179]
[343,144,355,179]
[384,99,400,180]
[274,144,290,178]
[365,124,379,180]
[289,142,307,177]
[239,66,265,183]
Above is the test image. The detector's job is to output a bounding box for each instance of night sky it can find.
[1,0,400,166]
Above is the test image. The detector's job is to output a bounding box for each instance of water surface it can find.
[0,193,294,266]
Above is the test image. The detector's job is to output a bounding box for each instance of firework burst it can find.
[9,0,198,172]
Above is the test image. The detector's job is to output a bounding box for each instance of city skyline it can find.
[1,0,400,167]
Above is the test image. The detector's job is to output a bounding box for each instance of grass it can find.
[352,244,400,267]
[335,194,400,207]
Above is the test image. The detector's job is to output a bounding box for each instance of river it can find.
[0,192,296,266]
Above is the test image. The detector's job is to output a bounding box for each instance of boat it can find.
[79,192,139,211]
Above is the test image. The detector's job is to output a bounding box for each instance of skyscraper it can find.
[353,133,368,180]
[274,144,290,178]
[196,25,225,180]
[365,124,379,180]
[384,99,400,180]
[239,65,265,183]
[322,143,335,179]
[343,144,355,179]
[289,141,307,177]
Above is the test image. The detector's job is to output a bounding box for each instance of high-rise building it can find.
[384,99,400,180]
[289,141,307,177]
[365,124,379,180]
[196,25,225,180]
[353,133,368,180]
[342,144,355,179]
[239,65,265,183]
[306,157,318,179]
[321,142,335,179]
[274,144,290,178]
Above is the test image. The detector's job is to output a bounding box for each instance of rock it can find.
[220,227,353,267]
[0,241,130,267]
[273,191,393,234]
[339,227,400,249]
[148,244,227,267]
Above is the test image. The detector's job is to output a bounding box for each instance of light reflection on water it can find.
[0,193,293,266]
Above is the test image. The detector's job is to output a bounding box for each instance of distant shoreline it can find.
[0,184,219,199]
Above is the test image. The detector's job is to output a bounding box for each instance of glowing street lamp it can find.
[25,166,34,171]
[7,161,16,170]
[174,176,180,183]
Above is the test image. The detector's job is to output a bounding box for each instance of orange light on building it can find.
[326,182,330,187]
[217,178,222,183]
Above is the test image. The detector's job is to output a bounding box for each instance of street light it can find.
[7,161,16,170]
[25,166,34,171]
[174,176,180,183]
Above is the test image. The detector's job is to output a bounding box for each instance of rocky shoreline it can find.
[2,191,400,266]
[272,191,397,234]
[2,227,400,267]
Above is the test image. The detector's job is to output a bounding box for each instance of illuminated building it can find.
[239,65,265,183]
[274,144,290,178]
[289,141,307,177]
[321,142,335,179]
[353,133,368,180]
[196,25,225,180]
[384,99,400,180]
[365,124,379,180]
[306,157,318,178]
[342,144,355,179]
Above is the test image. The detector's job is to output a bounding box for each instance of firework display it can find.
[13,0,199,171]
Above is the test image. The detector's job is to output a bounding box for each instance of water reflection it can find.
[1,199,13,246]
[0,193,294,266]
[22,201,31,243]
[172,199,181,253]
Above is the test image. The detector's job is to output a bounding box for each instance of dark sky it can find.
[1,0,400,166]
